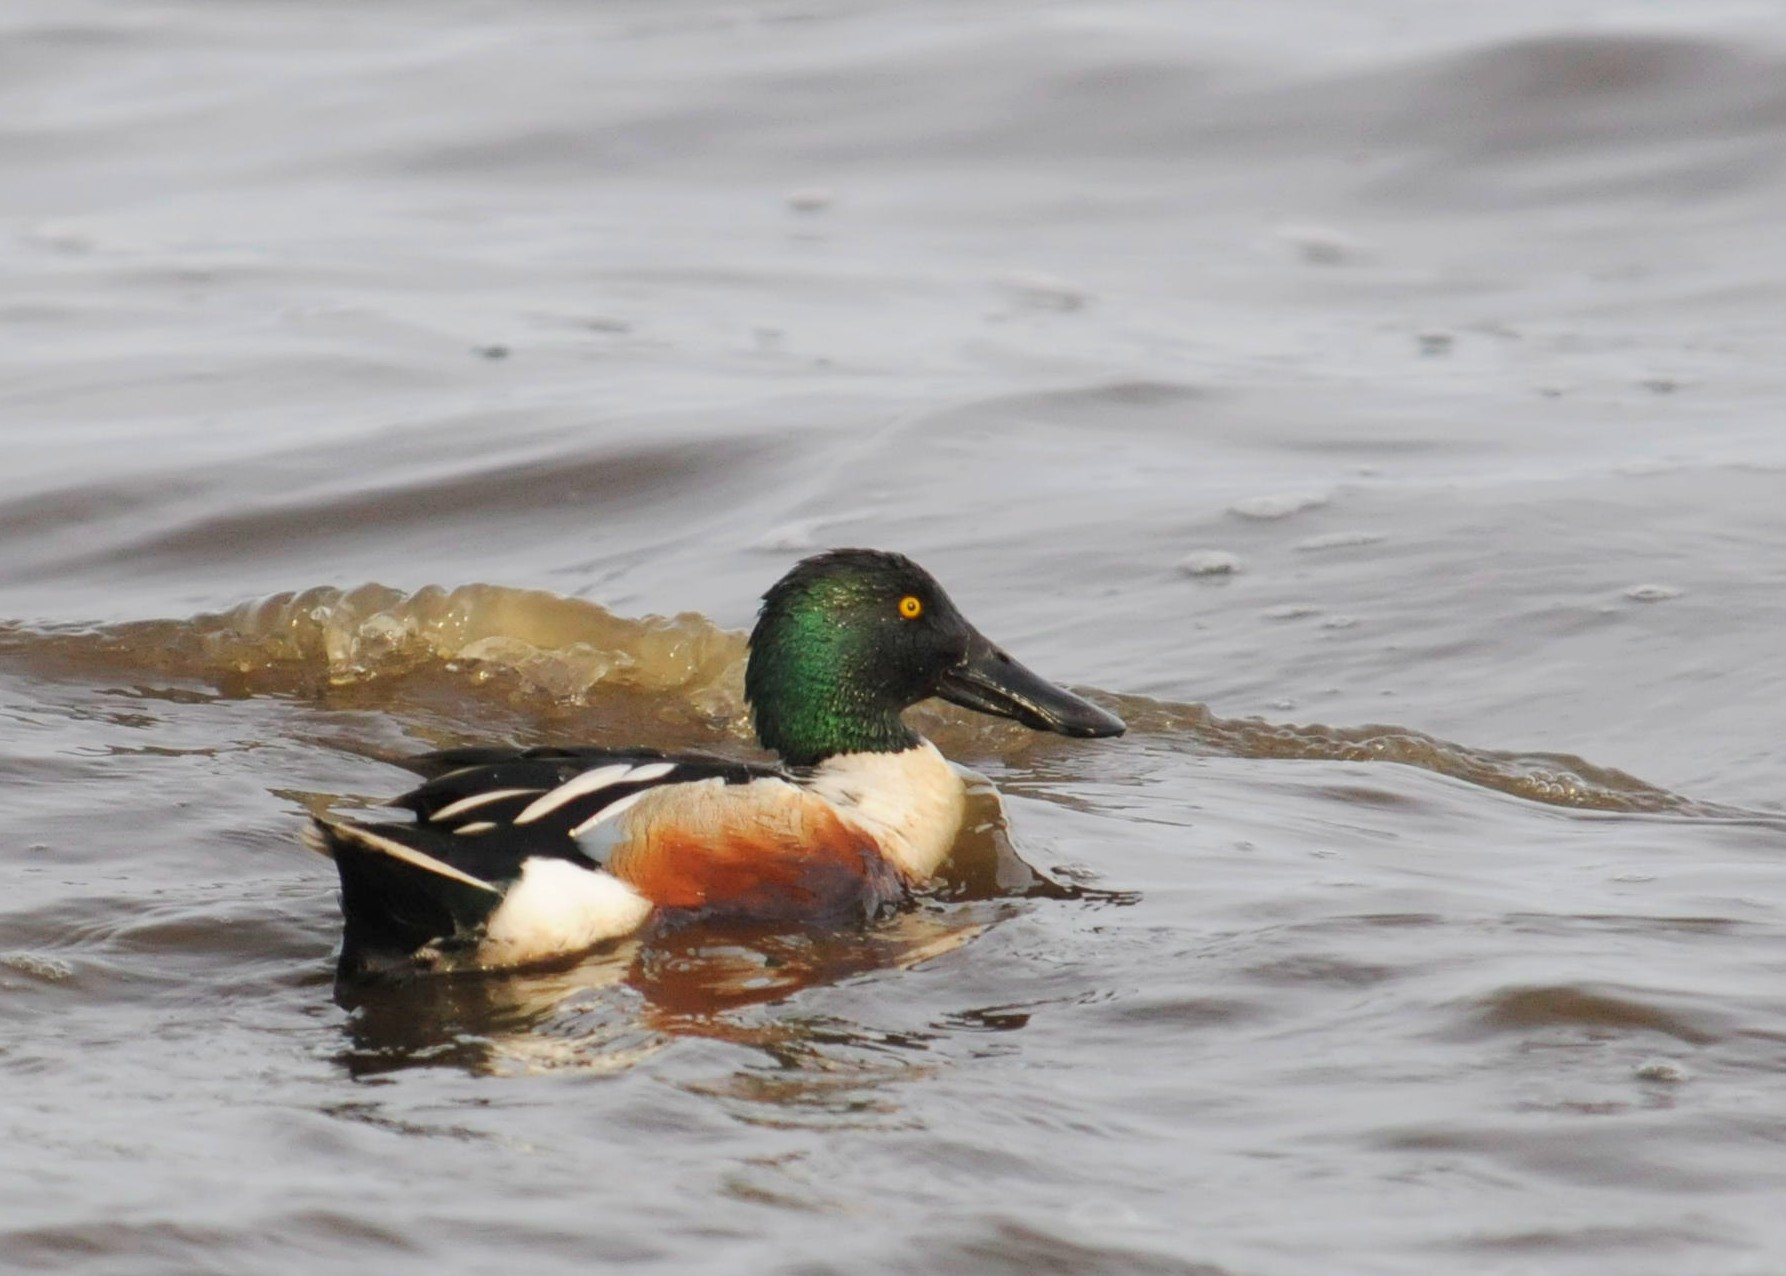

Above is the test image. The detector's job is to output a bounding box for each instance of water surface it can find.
[5,2,1786,1272]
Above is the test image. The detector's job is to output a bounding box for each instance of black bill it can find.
[934,632,1126,738]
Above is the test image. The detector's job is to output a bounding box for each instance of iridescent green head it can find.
[745,548,1125,767]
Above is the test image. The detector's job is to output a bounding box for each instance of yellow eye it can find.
[898,595,923,620]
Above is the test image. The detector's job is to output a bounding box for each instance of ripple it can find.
[1294,531,1385,552]
[1243,955,1399,989]
[913,1219,1235,1276]
[1456,1221,1741,1256]
[1462,984,1727,1045]
[1090,994,1269,1030]
[1228,492,1330,521]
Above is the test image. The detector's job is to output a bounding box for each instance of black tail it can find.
[305,819,504,981]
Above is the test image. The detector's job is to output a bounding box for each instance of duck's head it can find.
[745,548,1125,767]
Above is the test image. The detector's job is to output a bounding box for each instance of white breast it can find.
[804,742,967,883]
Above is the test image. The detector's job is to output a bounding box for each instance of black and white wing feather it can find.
[308,746,787,979]
[392,746,783,845]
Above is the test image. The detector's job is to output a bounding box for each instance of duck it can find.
[304,548,1125,980]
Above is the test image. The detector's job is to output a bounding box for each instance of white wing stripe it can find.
[326,821,501,894]
[514,763,676,825]
[430,787,544,822]
[568,788,649,837]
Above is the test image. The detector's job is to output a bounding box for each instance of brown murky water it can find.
[6,2,1786,1272]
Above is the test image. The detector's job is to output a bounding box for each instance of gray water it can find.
[5,1,1786,1272]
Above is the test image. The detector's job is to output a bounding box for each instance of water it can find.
[5,1,1786,1271]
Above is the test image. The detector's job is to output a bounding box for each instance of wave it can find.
[0,583,747,727]
[0,581,1731,817]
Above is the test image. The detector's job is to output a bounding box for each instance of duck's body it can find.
[308,741,965,977]
[305,550,1122,980]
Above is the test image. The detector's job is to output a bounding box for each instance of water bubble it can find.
[1230,492,1329,521]
[785,187,835,213]
[1624,584,1682,602]
[2,952,74,982]
[1177,550,1241,577]
[1295,531,1384,552]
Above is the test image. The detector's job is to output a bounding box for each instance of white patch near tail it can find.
[476,858,653,968]
[305,818,501,895]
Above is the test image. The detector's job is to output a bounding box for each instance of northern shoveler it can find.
[304,548,1125,979]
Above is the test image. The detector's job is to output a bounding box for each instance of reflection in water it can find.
[339,907,1001,1084]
